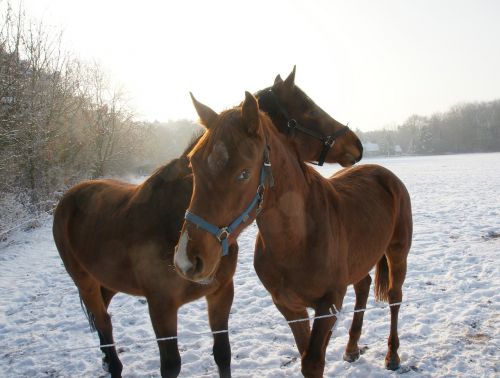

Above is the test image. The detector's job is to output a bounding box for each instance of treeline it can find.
[357,100,500,155]
[0,3,199,234]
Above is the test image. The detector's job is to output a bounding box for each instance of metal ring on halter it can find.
[325,135,336,147]
[216,227,230,242]
[287,119,298,129]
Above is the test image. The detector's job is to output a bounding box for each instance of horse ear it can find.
[190,92,217,128]
[283,65,296,90]
[242,91,260,135]
[274,74,283,85]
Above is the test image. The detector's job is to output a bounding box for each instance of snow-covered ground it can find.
[1,153,499,377]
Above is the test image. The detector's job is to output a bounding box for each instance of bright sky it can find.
[19,0,500,131]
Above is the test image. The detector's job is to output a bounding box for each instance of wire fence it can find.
[1,209,498,362]
[2,295,442,358]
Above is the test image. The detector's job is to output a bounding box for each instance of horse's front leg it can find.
[273,302,311,356]
[301,294,345,378]
[147,297,181,378]
[206,279,234,378]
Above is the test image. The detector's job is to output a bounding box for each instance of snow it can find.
[1,152,499,377]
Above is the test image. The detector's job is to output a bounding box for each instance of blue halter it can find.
[185,146,274,256]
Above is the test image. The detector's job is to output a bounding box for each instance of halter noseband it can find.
[184,145,274,256]
[262,89,349,166]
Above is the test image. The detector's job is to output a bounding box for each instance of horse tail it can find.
[79,294,97,332]
[374,254,390,302]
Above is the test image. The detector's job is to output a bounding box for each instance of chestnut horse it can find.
[175,92,412,377]
[52,68,363,377]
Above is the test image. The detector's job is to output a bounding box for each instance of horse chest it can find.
[255,254,326,309]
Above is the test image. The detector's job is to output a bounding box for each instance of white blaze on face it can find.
[207,140,228,174]
[174,231,193,274]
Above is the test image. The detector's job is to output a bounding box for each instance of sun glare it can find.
[17,0,500,131]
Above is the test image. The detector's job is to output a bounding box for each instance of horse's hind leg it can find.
[206,280,234,378]
[381,188,412,370]
[79,282,123,378]
[384,244,409,370]
[344,274,371,362]
[97,287,118,373]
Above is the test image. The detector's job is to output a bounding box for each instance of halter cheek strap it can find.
[184,146,273,256]
[314,125,350,166]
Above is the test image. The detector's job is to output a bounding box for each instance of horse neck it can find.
[257,123,327,252]
[136,132,201,203]
[256,88,289,135]
[134,159,191,206]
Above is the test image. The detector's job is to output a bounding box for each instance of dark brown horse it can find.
[175,92,412,377]
[52,68,363,377]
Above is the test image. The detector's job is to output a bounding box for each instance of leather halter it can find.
[258,89,349,166]
[184,145,274,256]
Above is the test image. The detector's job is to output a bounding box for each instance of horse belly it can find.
[346,235,410,287]
[84,250,144,296]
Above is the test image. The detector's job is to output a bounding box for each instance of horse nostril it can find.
[194,256,203,274]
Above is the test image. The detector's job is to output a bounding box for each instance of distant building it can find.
[363,142,380,156]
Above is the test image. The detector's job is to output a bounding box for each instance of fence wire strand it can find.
[2,295,440,358]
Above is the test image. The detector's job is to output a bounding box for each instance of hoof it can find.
[301,370,323,378]
[385,358,401,371]
[343,345,368,363]
[161,366,181,378]
[217,365,231,378]
[101,354,123,378]
[301,359,324,378]
[343,350,360,363]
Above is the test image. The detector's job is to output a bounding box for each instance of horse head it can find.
[174,92,270,282]
[258,66,363,166]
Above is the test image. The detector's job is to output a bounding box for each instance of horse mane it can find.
[141,130,204,189]
[254,87,289,135]
[181,129,205,158]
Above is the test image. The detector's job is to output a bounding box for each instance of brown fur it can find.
[53,69,363,378]
[177,93,412,377]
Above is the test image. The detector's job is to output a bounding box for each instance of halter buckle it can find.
[324,135,336,148]
[216,227,230,242]
[287,119,298,130]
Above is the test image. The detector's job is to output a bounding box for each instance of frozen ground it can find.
[1,153,499,377]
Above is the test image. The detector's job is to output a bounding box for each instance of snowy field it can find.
[1,153,499,377]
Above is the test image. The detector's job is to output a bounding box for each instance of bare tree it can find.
[80,63,140,178]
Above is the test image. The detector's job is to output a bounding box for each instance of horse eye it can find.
[237,169,251,181]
